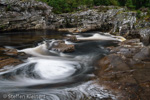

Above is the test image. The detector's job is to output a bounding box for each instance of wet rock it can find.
[65,35,78,42]
[3,48,18,56]
[0,47,29,59]
[46,40,75,53]
[0,48,28,69]
[51,43,75,53]
[0,57,21,69]
[96,39,150,100]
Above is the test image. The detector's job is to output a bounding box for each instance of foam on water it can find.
[77,33,126,41]
[19,43,74,60]
[19,43,49,57]
[31,58,78,80]
[0,57,82,87]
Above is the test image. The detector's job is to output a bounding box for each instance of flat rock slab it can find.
[96,39,150,100]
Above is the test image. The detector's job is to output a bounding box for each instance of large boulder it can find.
[96,39,150,100]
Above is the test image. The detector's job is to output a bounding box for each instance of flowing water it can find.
[0,30,120,100]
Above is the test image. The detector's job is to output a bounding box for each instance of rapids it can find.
[0,30,123,100]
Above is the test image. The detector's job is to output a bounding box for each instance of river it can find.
[0,30,120,100]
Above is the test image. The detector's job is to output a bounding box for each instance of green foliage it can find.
[0,25,6,30]
[125,0,135,9]
[110,0,119,6]
[37,0,93,13]
[5,5,11,11]
[136,10,142,19]
[93,0,119,6]
[37,0,150,13]
[135,0,150,9]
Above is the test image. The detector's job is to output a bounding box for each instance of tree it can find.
[119,0,126,6]
[37,0,150,13]
[110,0,119,6]
[125,0,135,9]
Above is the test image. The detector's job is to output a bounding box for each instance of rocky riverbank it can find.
[56,7,150,45]
[1,0,150,45]
[96,39,150,100]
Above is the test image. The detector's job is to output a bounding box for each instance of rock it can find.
[58,28,77,33]
[0,48,28,69]
[139,29,150,46]
[0,57,21,69]
[119,25,130,37]
[139,7,150,12]
[96,39,150,100]
[127,30,141,39]
[133,47,150,61]
[46,40,75,53]
[3,48,18,56]
[56,7,137,34]
[128,28,150,46]
[0,47,29,59]
[65,35,78,42]
[0,0,53,31]
[51,43,75,53]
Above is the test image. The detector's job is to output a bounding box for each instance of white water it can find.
[77,33,126,41]
[19,43,49,57]
[0,32,122,100]
[32,58,78,80]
